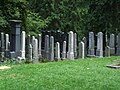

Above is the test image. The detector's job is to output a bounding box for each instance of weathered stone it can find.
[78,41,85,59]
[5,34,9,58]
[116,33,120,55]
[44,35,50,60]
[105,46,110,57]
[38,34,42,59]
[88,32,95,57]
[27,44,32,62]
[67,31,74,60]
[109,34,115,55]
[33,39,38,64]
[49,36,54,61]
[62,41,66,60]
[55,42,61,60]
[96,32,103,58]
[74,33,77,58]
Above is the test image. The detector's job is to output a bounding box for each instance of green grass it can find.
[0,56,120,90]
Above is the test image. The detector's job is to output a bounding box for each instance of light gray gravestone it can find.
[33,39,38,64]
[45,35,50,60]
[74,33,77,58]
[55,42,61,60]
[88,32,95,57]
[0,32,5,62]
[5,34,9,58]
[20,31,26,59]
[9,20,21,58]
[78,41,85,59]
[96,32,103,58]
[32,36,35,47]
[67,31,74,60]
[49,36,54,61]
[38,34,42,59]
[62,41,67,60]
[117,33,120,55]
[109,34,115,55]
[27,44,32,62]
[82,37,87,57]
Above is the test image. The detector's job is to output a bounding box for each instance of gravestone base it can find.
[5,50,9,58]
[116,48,120,56]
[9,52,15,59]
[110,48,115,55]
[20,51,25,59]
[96,50,103,58]
[69,52,74,60]
[62,52,66,60]
[88,49,95,57]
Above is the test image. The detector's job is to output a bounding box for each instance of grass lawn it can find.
[0,56,120,90]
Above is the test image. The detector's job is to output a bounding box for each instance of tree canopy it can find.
[0,0,120,38]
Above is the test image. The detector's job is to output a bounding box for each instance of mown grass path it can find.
[0,56,120,90]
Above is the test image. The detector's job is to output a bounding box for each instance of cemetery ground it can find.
[0,57,120,90]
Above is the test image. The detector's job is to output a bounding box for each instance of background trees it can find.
[0,0,120,38]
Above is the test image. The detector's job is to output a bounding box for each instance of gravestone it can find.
[109,34,115,55]
[82,37,87,57]
[55,42,60,60]
[20,31,26,59]
[62,41,67,60]
[9,20,21,58]
[5,34,9,58]
[74,33,77,58]
[117,33,120,55]
[105,46,110,57]
[88,32,95,57]
[38,34,42,58]
[78,41,85,59]
[67,31,74,60]
[96,32,103,58]
[0,32,5,62]
[33,39,38,64]
[44,35,50,60]
[27,44,32,62]
[32,36,35,47]
[49,36,54,61]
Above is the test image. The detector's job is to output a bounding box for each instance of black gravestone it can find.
[9,20,22,58]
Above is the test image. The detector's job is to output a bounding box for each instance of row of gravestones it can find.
[0,30,120,64]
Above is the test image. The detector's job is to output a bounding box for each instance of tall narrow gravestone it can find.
[9,20,21,58]
[96,32,103,58]
[0,32,5,62]
[88,32,95,57]
[67,31,74,60]
[5,34,9,58]
[62,41,67,60]
[117,33,120,55]
[109,34,115,55]
[49,36,54,61]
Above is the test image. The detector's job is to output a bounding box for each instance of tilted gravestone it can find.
[96,32,103,58]
[109,34,115,55]
[49,36,54,61]
[9,20,22,58]
[88,32,95,57]
[62,41,67,60]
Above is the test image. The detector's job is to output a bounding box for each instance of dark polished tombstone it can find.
[9,20,22,58]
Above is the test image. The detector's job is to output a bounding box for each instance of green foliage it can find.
[26,11,50,36]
